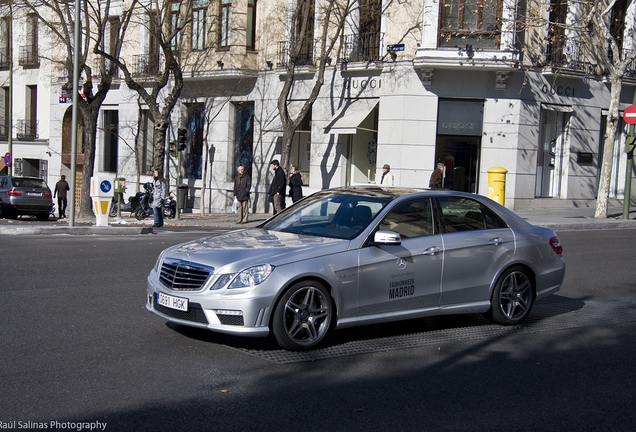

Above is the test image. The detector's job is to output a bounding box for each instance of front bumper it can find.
[146,272,272,337]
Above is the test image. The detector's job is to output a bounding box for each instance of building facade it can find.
[1,0,635,214]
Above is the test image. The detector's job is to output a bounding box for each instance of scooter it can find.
[163,193,177,219]
[109,190,144,217]
[133,182,154,220]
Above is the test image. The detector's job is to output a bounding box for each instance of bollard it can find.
[90,175,114,226]
[487,167,507,206]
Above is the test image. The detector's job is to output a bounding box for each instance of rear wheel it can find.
[134,208,147,220]
[36,212,50,221]
[272,281,333,351]
[490,267,535,325]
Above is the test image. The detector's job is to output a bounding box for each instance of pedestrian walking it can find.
[429,163,444,189]
[234,165,251,224]
[53,175,70,218]
[151,169,166,227]
[380,164,394,186]
[288,165,303,203]
[268,160,286,215]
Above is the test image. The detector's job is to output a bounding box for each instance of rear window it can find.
[13,178,48,188]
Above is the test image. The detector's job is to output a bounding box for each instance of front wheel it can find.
[272,281,333,351]
[489,267,535,325]
[134,208,147,220]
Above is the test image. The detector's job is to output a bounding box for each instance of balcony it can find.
[0,47,9,69]
[16,119,38,140]
[19,45,39,68]
[342,32,384,63]
[544,43,596,76]
[277,40,316,68]
[132,54,160,76]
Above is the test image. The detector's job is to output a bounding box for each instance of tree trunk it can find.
[594,74,622,219]
[78,105,99,218]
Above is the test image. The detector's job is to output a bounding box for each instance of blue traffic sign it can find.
[100,180,112,193]
[4,152,11,166]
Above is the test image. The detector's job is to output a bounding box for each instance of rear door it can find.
[357,198,443,317]
[436,196,515,306]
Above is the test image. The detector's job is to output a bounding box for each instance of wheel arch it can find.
[489,262,537,300]
[268,275,339,329]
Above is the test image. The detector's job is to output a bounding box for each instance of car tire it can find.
[272,281,333,351]
[489,266,535,325]
[36,212,50,221]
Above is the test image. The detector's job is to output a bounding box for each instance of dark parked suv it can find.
[0,176,53,221]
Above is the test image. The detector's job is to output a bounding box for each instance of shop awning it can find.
[542,103,573,113]
[261,101,306,133]
[325,99,379,135]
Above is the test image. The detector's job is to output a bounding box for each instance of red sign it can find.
[623,105,636,125]
[4,152,11,166]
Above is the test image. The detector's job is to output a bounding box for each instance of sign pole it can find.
[622,97,636,220]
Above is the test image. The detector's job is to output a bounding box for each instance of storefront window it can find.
[233,102,254,178]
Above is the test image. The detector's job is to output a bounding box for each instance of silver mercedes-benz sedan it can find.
[147,187,565,351]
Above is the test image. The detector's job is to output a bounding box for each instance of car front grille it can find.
[160,259,212,291]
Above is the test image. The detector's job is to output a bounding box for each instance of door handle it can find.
[423,246,440,256]
[488,237,503,246]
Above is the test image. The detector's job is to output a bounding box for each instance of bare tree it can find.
[583,0,636,218]
[18,0,129,217]
[277,0,354,172]
[518,0,636,218]
[95,0,189,175]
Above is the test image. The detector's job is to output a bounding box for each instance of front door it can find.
[357,198,443,317]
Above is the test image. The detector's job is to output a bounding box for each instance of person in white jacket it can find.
[380,164,394,186]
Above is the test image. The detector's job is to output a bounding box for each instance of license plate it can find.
[157,292,188,312]
[26,192,42,196]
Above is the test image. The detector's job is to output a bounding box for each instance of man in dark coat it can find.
[288,165,303,203]
[268,159,286,215]
[54,175,70,218]
[233,165,251,224]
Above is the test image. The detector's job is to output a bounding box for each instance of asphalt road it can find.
[0,229,635,432]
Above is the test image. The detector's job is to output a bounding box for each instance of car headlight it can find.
[228,264,274,289]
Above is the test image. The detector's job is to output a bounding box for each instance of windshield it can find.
[261,191,392,239]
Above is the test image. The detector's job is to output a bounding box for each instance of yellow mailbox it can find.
[487,167,507,206]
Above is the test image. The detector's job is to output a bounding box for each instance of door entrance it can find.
[536,108,570,197]
[436,99,484,192]
[434,136,480,192]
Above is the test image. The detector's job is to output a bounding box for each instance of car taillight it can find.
[45,192,52,198]
[8,188,22,196]
[549,236,563,255]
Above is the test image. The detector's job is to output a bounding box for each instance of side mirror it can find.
[373,230,401,245]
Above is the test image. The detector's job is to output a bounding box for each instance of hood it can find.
[163,228,349,273]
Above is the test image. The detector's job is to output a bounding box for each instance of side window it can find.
[379,198,434,239]
[438,197,507,233]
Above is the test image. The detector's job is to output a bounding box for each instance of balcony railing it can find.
[277,40,316,68]
[16,119,38,140]
[0,47,10,69]
[19,45,39,68]
[545,43,596,75]
[342,32,384,63]
[132,54,160,76]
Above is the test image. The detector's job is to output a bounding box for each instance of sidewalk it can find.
[1,207,635,235]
